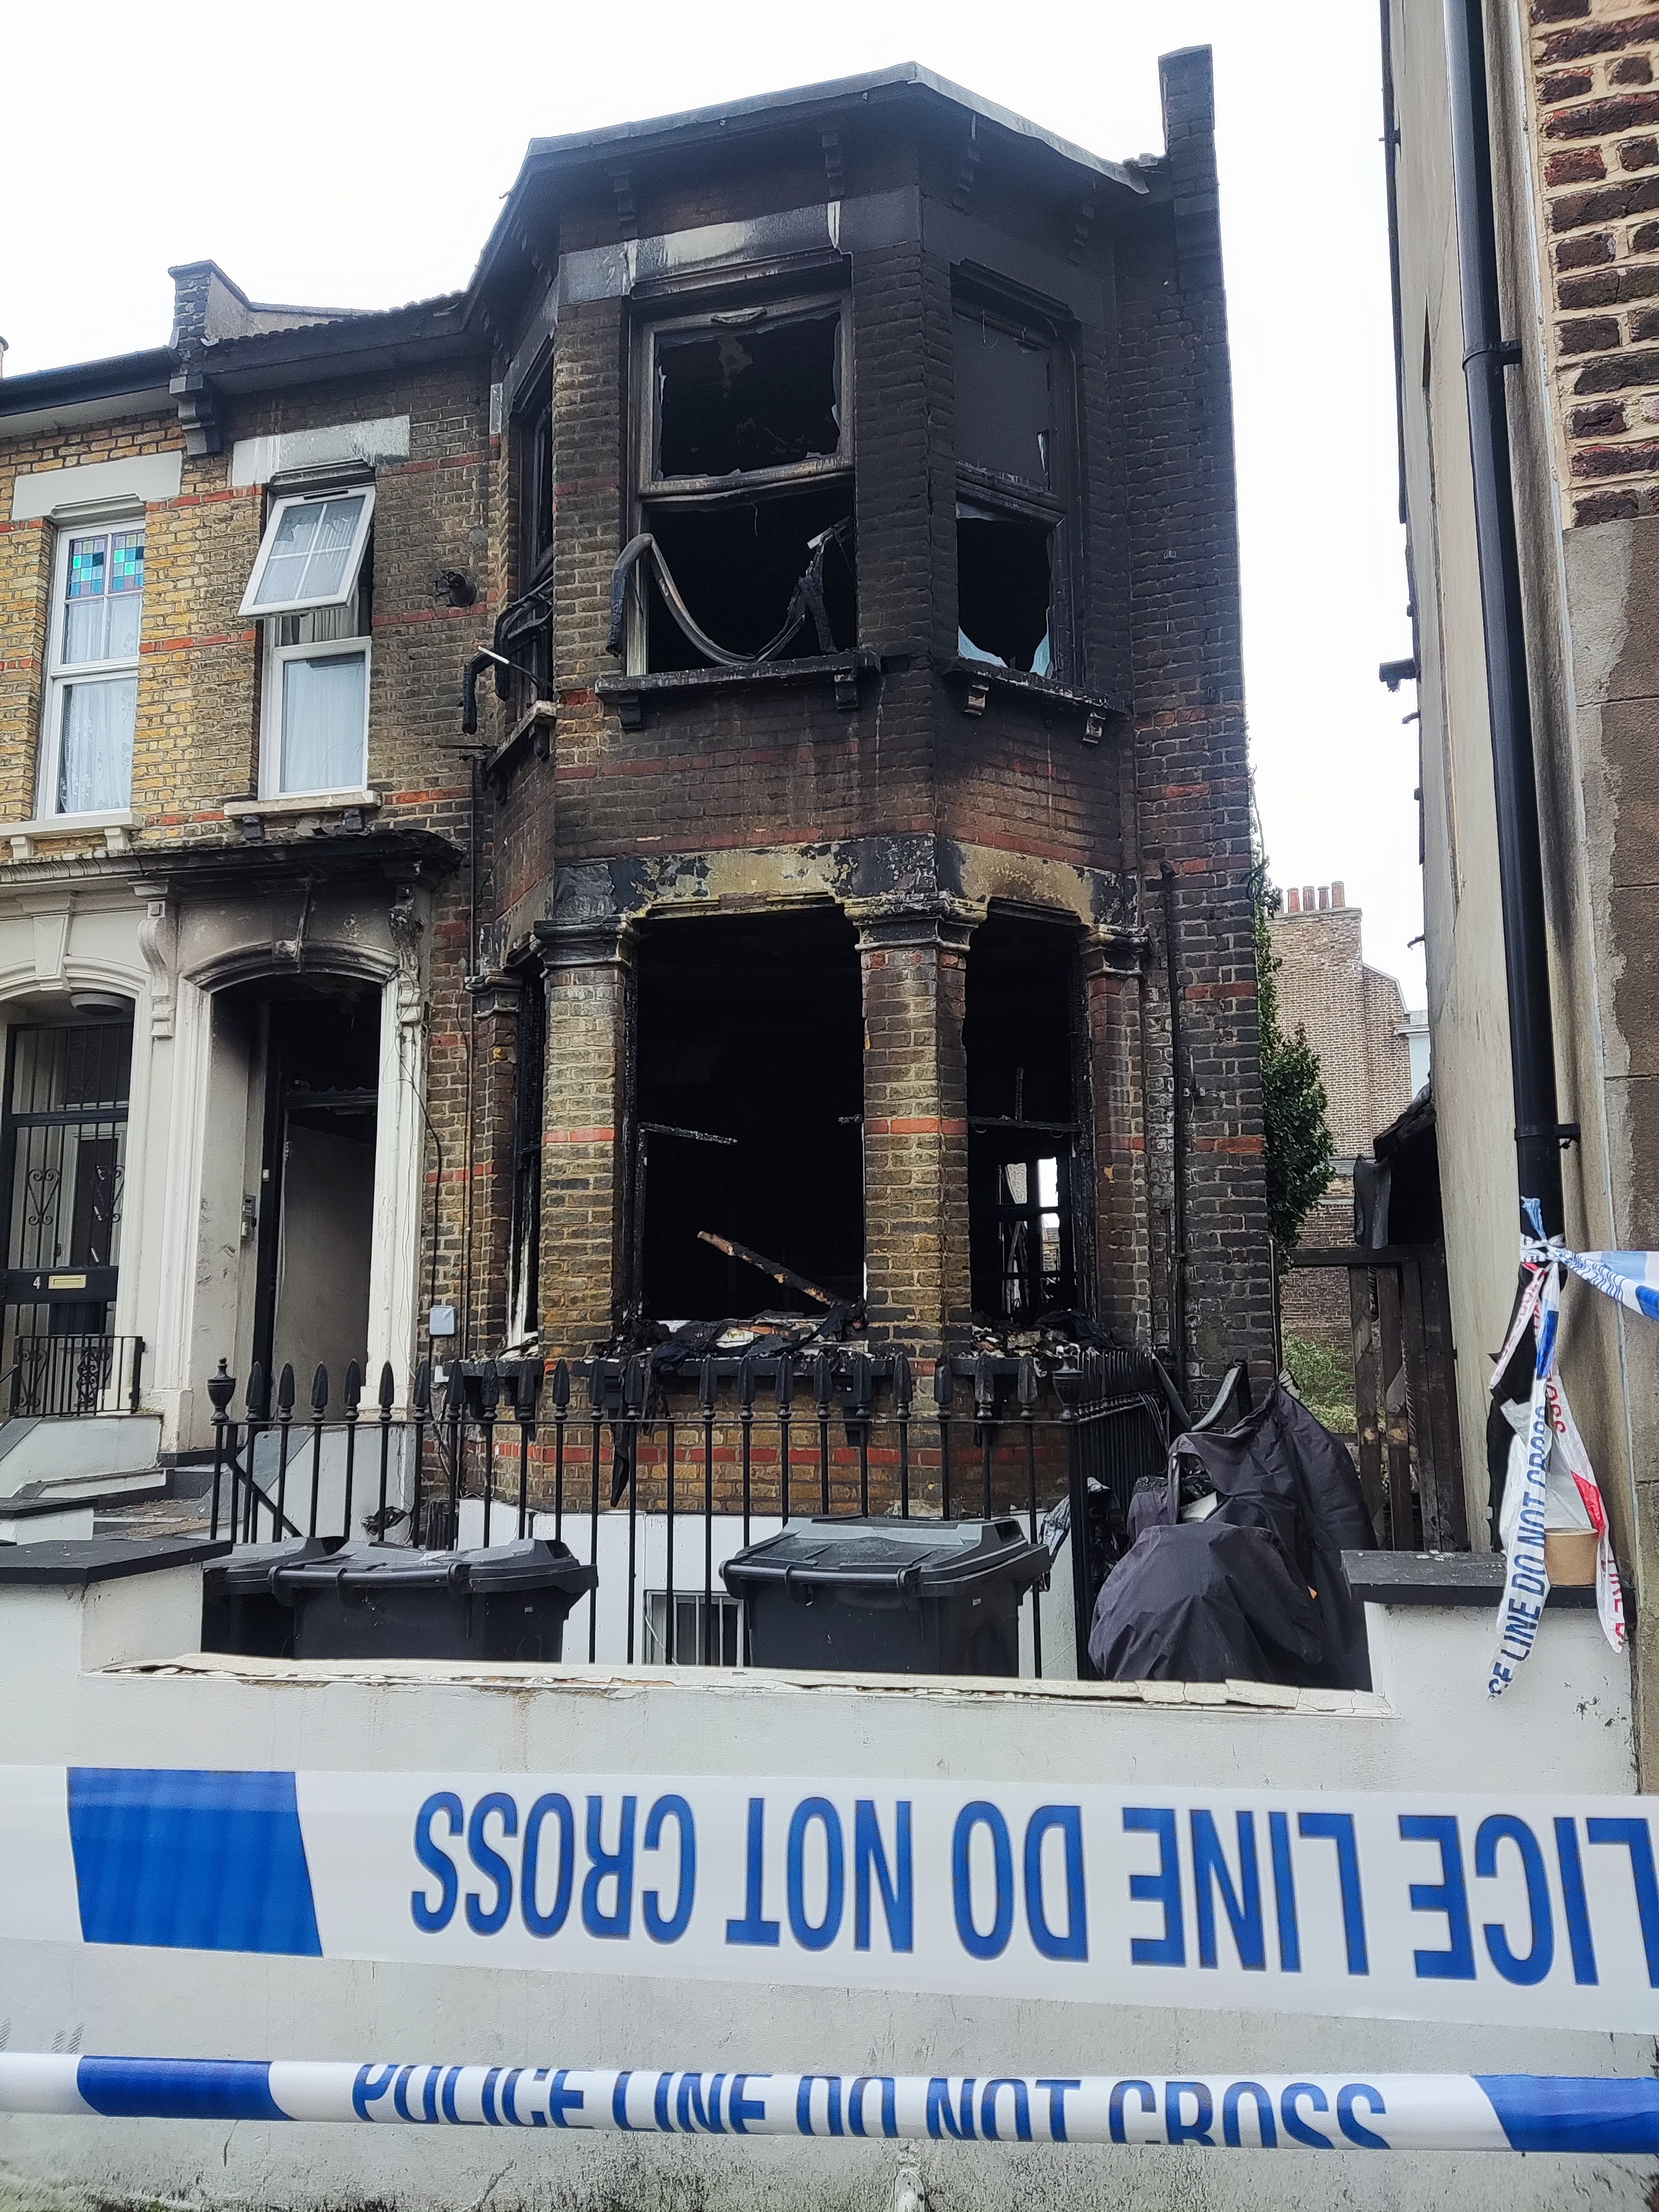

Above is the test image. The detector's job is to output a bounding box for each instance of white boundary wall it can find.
[0,1563,1647,2212]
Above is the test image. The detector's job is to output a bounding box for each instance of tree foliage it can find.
[1254,873,1335,1253]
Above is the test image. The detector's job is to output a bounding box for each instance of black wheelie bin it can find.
[274,1537,597,1662]
[722,1515,1048,1677]
[201,1536,345,1658]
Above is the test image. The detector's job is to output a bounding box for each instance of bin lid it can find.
[272,1536,597,1601]
[721,1515,1049,1599]
[204,1536,345,1593]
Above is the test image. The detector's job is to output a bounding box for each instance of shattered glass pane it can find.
[957,509,1052,672]
[645,481,854,670]
[656,311,841,478]
[954,312,1052,487]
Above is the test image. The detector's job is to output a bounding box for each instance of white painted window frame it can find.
[248,488,375,799]
[258,632,373,800]
[37,515,144,821]
[238,486,375,619]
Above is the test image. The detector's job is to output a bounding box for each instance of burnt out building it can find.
[473,53,1271,1403]
[0,52,1268,1490]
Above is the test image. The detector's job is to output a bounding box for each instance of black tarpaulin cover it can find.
[1087,1519,1325,1685]
[1088,1383,1377,1691]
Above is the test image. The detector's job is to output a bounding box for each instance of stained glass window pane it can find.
[109,533,144,592]
[66,535,107,599]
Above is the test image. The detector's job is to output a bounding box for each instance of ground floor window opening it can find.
[965,915,1079,1320]
[632,909,864,1321]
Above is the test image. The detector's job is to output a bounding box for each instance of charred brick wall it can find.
[1115,50,1274,1400]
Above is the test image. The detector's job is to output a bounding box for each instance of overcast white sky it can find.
[3,0,1423,1002]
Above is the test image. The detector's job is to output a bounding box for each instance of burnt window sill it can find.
[483,699,556,789]
[597,649,880,729]
[940,655,1130,745]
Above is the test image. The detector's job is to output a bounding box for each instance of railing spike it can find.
[739,1352,758,1410]
[276,1363,296,1415]
[378,1361,396,1412]
[812,1350,833,1415]
[932,1354,954,1408]
[774,1354,794,1411]
[552,1357,570,1412]
[892,1352,912,1412]
[700,1355,718,1415]
[1018,1354,1038,1409]
[310,1364,330,1415]
[246,1362,267,1420]
[411,1359,431,1416]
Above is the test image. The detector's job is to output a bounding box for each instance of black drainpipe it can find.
[1442,0,1568,1238]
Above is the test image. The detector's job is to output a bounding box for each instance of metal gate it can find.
[0,1016,137,1415]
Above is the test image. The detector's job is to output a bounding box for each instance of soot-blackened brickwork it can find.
[0,54,1270,1431]
[468,53,1272,1410]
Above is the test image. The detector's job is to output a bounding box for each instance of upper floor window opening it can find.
[240,488,374,796]
[39,522,144,817]
[511,374,555,717]
[623,297,855,675]
[953,298,1073,683]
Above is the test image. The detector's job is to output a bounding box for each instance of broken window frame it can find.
[251,479,374,798]
[952,285,1076,686]
[511,367,555,718]
[623,292,854,676]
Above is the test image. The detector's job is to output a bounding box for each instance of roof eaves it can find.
[520,64,1141,194]
[0,348,176,422]
[465,64,1146,318]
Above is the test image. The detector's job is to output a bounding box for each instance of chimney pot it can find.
[1286,888,1300,914]
[1303,884,1316,911]
[1331,879,1345,908]
[1317,885,1329,910]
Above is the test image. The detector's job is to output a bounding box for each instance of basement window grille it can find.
[644,1589,743,1668]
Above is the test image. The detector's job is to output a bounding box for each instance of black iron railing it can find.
[205,1348,1175,1678]
[7,1334,144,1418]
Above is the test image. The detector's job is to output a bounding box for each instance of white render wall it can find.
[0,1562,1648,2212]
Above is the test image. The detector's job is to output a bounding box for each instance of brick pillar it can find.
[1081,935,1152,1346]
[533,914,632,1360]
[465,973,523,1355]
[856,907,975,1355]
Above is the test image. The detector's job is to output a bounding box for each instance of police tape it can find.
[0,2057,1656,2152]
[1488,1202,1638,1697]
